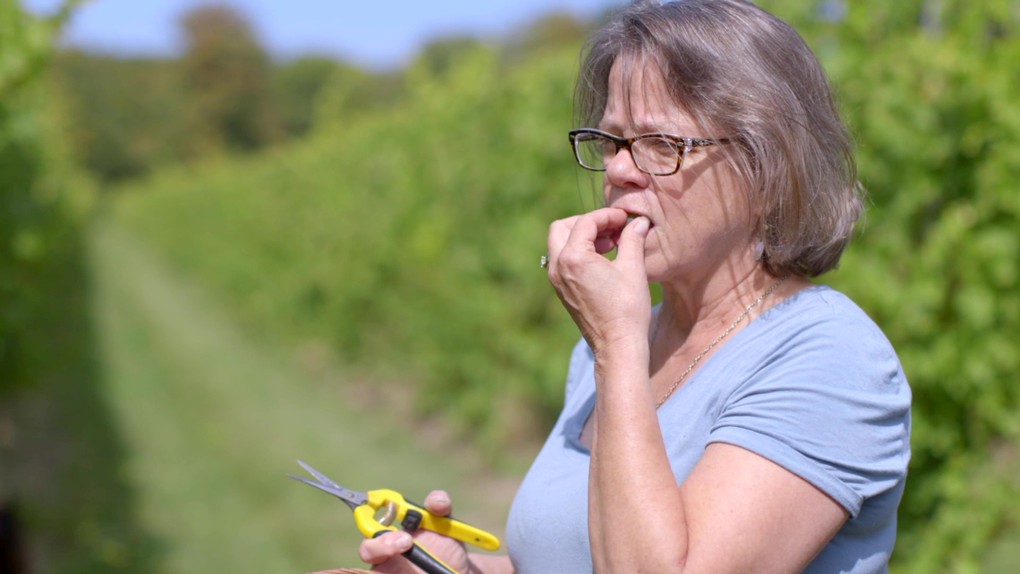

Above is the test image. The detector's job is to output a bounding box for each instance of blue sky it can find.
[23,0,624,69]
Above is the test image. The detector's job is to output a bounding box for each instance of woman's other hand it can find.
[357,490,471,574]
[546,207,653,355]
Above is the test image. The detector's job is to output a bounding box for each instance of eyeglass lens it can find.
[574,133,683,175]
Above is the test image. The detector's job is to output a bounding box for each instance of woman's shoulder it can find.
[766,284,894,348]
[745,284,908,395]
[773,284,872,320]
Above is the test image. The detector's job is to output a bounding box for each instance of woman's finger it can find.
[563,208,629,252]
[423,490,453,517]
[547,214,581,268]
[357,531,413,565]
[548,208,629,272]
[615,216,651,264]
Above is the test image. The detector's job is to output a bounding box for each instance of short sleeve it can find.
[708,305,911,518]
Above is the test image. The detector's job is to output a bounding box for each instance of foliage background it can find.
[2,0,1018,572]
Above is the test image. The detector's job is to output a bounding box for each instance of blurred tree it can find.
[312,62,405,130]
[415,36,485,78]
[52,52,185,181]
[272,56,340,137]
[180,4,281,155]
[502,12,588,65]
[1,0,85,391]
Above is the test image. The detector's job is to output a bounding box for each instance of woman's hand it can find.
[546,207,653,356]
[357,490,472,574]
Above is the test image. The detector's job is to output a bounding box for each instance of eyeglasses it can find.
[568,128,730,176]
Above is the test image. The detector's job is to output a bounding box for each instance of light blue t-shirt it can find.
[506,286,911,573]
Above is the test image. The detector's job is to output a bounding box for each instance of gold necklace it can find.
[655,276,788,409]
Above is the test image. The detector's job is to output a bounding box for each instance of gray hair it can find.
[576,0,863,277]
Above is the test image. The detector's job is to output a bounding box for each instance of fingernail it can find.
[632,216,650,233]
[392,532,413,551]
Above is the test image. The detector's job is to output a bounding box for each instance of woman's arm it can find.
[588,347,848,573]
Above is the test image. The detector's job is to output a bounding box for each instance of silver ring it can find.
[540,255,549,269]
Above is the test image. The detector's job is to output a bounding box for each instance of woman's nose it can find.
[604,146,650,189]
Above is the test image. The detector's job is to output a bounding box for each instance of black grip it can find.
[403,542,457,574]
[371,531,457,574]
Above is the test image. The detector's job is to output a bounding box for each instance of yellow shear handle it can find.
[352,502,459,574]
[356,488,501,552]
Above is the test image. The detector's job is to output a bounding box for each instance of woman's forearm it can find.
[588,353,690,573]
[468,553,514,574]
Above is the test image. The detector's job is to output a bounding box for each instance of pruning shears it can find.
[289,460,501,574]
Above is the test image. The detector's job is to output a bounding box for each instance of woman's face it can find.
[599,57,755,285]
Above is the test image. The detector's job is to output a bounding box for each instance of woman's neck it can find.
[649,267,801,377]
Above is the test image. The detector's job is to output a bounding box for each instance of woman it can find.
[359,1,911,572]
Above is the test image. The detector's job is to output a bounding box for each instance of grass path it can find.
[87,218,522,572]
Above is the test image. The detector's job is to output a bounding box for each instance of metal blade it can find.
[298,460,342,489]
[289,462,367,510]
